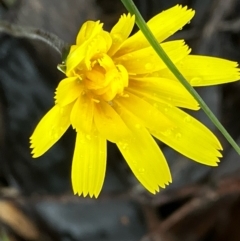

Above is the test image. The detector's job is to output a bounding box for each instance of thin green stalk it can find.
[121,0,240,155]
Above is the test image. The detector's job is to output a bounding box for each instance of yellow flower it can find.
[30,5,240,197]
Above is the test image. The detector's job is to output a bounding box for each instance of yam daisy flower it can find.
[30,5,240,197]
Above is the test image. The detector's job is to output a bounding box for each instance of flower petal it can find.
[108,13,135,56]
[115,40,190,74]
[160,55,240,86]
[94,100,132,143]
[128,77,199,110]
[114,91,173,131]
[76,20,103,45]
[71,130,107,197]
[66,21,110,75]
[30,104,72,157]
[84,31,112,69]
[67,31,112,75]
[116,5,194,55]
[70,94,94,133]
[114,104,172,193]
[55,77,83,106]
[66,44,87,76]
[148,102,222,165]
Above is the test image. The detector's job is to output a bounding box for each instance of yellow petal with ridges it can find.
[70,94,94,133]
[108,13,135,56]
[115,40,190,74]
[66,44,87,76]
[128,78,199,110]
[55,77,83,106]
[30,104,72,157]
[71,130,107,197]
[115,91,173,131]
[94,100,132,143]
[84,31,112,69]
[148,102,222,166]
[67,33,112,75]
[160,55,240,86]
[116,5,194,55]
[76,20,103,45]
[67,21,105,75]
[114,104,172,193]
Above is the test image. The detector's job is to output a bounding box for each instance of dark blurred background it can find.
[1,0,240,240]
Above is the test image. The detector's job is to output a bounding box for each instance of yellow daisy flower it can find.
[30,5,240,197]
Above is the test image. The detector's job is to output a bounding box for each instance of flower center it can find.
[76,53,128,102]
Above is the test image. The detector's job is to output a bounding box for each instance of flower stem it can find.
[121,0,240,155]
